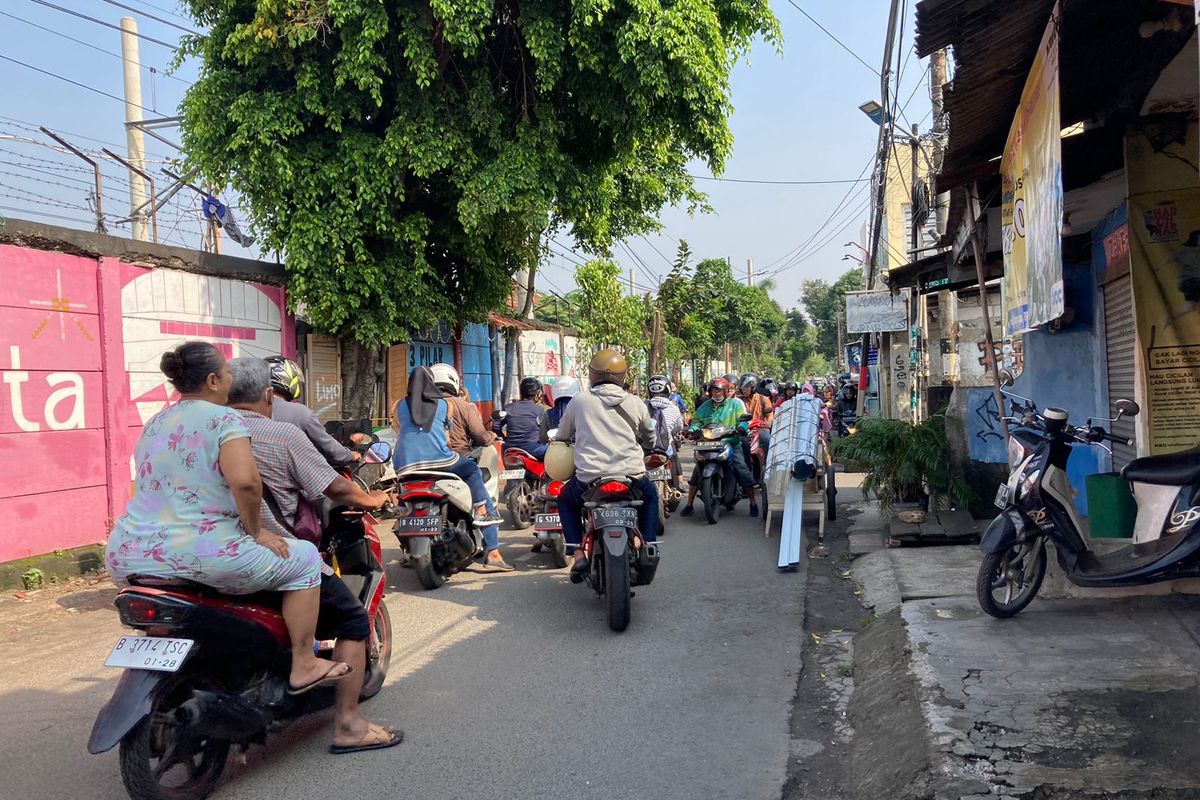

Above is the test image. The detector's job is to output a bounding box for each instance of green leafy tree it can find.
[574,259,649,372]
[800,266,862,364]
[177,0,779,352]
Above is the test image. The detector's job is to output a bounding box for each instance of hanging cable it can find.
[27,1,180,48]
[98,0,201,35]
[0,54,160,115]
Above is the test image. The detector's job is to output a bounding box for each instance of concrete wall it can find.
[0,230,291,563]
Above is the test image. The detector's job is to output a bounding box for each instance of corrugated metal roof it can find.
[915,0,1057,190]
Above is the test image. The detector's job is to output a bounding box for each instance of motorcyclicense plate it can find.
[393,514,443,535]
[994,483,1012,509]
[592,507,638,528]
[647,468,672,481]
[105,636,193,672]
[500,469,526,480]
[534,513,562,531]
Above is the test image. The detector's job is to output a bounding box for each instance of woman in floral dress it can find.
[105,341,350,694]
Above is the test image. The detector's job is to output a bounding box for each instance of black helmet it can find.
[783,381,799,396]
[519,377,543,400]
[647,374,670,397]
[722,373,738,386]
[265,356,305,402]
[738,372,759,392]
[757,377,779,398]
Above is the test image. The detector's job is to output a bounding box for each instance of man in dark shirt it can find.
[501,377,549,459]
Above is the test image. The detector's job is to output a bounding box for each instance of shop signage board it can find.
[1001,0,1064,335]
[845,289,909,334]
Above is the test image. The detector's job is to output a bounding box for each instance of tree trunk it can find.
[341,339,383,420]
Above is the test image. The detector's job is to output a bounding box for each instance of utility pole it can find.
[910,123,920,258]
[746,258,754,287]
[120,17,149,242]
[930,48,950,237]
[629,268,635,297]
[836,309,845,373]
[865,0,901,290]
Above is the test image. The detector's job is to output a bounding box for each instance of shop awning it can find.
[885,248,1004,294]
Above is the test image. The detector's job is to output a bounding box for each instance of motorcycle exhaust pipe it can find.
[175,689,269,744]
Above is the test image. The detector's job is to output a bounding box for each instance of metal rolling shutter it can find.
[306,334,343,423]
[1103,274,1137,468]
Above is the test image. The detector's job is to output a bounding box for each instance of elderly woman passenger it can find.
[105,341,350,695]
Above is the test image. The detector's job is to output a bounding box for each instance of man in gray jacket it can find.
[266,356,358,468]
[555,349,660,583]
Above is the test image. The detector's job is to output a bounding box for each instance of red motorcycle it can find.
[88,504,393,800]
[531,476,568,567]
[500,447,545,529]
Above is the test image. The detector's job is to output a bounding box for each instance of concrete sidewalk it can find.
[850,544,1200,800]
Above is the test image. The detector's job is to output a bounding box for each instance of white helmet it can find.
[544,441,577,481]
[551,375,580,401]
[429,363,461,395]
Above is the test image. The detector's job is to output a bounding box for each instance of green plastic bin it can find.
[1086,473,1137,539]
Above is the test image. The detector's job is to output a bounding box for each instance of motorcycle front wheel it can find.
[976,539,1047,619]
[360,602,392,700]
[506,480,535,529]
[701,472,723,525]
[119,679,229,800]
[606,545,632,632]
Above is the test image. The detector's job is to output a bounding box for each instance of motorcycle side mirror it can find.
[1113,398,1140,419]
[998,369,1015,387]
[739,413,753,422]
[491,410,507,422]
[369,441,392,463]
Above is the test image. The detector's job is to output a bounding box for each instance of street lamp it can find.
[858,100,890,126]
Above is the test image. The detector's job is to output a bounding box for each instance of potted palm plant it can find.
[831,411,972,514]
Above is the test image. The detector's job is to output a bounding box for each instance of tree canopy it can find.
[800,266,862,365]
[178,0,778,343]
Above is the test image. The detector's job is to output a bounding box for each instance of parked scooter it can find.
[977,371,1200,618]
[89,491,395,800]
[572,476,661,631]
[393,444,501,589]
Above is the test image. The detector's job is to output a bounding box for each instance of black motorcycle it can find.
[978,372,1200,618]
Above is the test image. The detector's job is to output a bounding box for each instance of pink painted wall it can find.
[0,243,292,563]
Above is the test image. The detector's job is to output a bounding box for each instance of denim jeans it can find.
[442,456,500,550]
[505,441,547,460]
[558,474,659,554]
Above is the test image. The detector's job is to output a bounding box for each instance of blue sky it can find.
[0,1,930,310]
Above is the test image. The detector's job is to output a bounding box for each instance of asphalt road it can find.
[0,501,807,800]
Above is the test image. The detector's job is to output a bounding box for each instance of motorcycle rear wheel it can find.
[414,552,447,590]
[701,474,723,525]
[119,688,229,800]
[976,540,1046,619]
[605,546,632,632]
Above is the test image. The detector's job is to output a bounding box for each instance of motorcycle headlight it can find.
[1006,437,1027,471]
[1019,468,1041,499]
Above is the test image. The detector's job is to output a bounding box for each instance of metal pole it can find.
[628,268,635,297]
[969,183,1009,440]
[865,0,902,290]
[930,49,950,237]
[40,128,105,234]
[910,124,920,258]
[119,17,149,241]
[101,149,156,242]
[746,258,754,287]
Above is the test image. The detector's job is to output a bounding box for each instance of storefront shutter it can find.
[1103,273,1137,468]
[305,334,343,423]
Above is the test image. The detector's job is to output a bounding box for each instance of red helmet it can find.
[706,377,731,393]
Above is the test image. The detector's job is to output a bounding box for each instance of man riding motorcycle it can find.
[647,374,684,482]
[738,372,773,465]
[227,358,401,755]
[430,363,497,457]
[266,356,359,468]
[680,377,758,518]
[501,376,550,459]
[554,350,660,583]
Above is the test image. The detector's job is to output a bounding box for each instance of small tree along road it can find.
[177,1,778,415]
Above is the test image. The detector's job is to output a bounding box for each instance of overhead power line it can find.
[783,0,880,77]
[0,54,159,114]
[690,174,869,186]
[0,10,191,85]
[28,0,180,49]
[98,0,201,35]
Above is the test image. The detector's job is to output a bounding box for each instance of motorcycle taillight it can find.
[402,480,435,491]
[504,455,524,468]
[599,481,631,495]
[115,593,194,628]
[547,480,564,497]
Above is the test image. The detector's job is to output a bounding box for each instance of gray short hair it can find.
[227,357,272,405]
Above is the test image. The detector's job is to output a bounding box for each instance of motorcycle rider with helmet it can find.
[680,377,758,518]
[781,381,800,402]
[429,363,496,457]
[738,372,774,462]
[553,350,659,584]
[265,356,358,468]
[501,376,550,459]
[542,375,580,435]
[647,374,685,482]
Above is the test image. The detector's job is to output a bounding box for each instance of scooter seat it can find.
[1121,447,1200,486]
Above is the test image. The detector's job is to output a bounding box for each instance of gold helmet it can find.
[588,348,628,387]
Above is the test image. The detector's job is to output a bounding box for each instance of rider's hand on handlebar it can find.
[366,490,391,510]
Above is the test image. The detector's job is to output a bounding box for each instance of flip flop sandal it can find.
[329,725,404,755]
[288,662,353,696]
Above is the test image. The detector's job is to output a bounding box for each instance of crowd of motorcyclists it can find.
[99,339,862,778]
